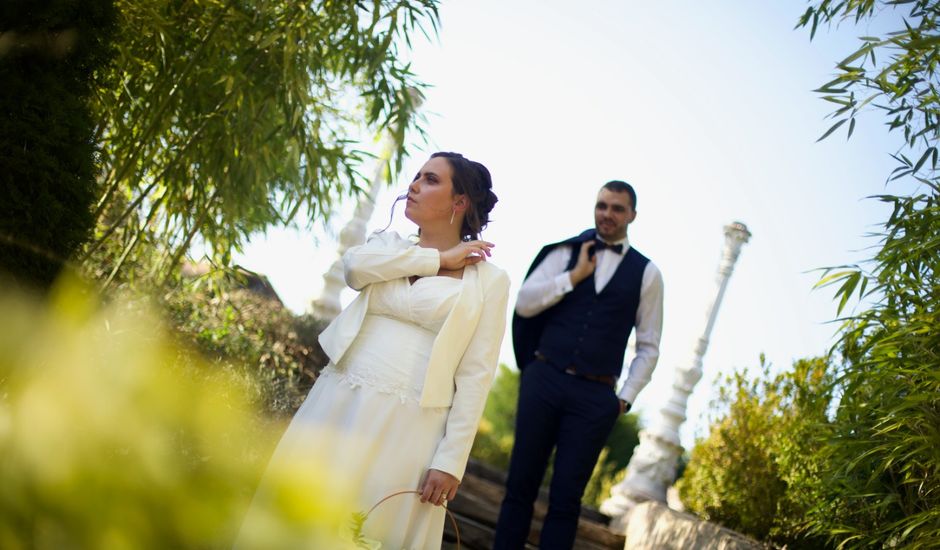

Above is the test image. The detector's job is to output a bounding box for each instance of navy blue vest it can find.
[512,229,649,378]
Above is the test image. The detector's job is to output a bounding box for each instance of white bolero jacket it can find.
[317,230,510,479]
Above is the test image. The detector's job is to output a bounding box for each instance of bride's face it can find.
[404,157,457,226]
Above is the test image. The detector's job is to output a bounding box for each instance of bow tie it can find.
[593,239,623,254]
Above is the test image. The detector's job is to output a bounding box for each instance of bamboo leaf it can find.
[818,118,848,142]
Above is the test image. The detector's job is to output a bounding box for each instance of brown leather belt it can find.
[534,352,617,388]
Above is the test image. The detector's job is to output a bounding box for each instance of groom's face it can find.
[594,188,635,242]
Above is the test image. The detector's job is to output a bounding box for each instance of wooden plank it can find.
[444,512,539,550]
[448,485,501,526]
[443,513,496,550]
[448,467,625,549]
[464,460,614,524]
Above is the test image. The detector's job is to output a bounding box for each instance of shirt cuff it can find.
[618,381,644,405]
[555,271,574,295]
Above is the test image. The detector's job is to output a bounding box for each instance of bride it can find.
[239,152,509,549]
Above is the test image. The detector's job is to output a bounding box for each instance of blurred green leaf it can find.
[0,277,356,548]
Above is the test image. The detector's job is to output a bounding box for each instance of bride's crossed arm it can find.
[343,230,496,291]
[342,231,440,291]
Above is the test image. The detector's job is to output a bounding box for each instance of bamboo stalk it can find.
[82,104,221,262]
[101,193,166,291]
[161,187,220,285]
[92,0,239,224]
[87,26,279,265]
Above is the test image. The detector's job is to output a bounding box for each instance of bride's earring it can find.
[450,207,456,225]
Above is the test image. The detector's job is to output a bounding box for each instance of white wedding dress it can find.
[246,274,463,549]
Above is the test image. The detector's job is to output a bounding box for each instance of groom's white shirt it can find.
[318,230,510,479]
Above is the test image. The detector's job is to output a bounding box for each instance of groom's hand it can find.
[569,241,597,286]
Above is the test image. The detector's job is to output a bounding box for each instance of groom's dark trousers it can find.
[492,357,620,550]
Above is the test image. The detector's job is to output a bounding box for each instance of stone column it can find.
[309,137,395,321]
[310,91,423,321]
[601,222,752,531]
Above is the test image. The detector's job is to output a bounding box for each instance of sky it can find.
[234,1,908,448]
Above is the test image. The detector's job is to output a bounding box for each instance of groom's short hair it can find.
[602,180,637,210]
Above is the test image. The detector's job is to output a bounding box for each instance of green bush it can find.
[797,2,940,546]
[677,356,833,548]
[0,0,115,289]
[810,195,940,547]
[581,448,627,510]
[160,270,328,417]
[471,364,521,470]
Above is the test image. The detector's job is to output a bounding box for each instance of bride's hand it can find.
[419,468,459,507]
[439,240,494,271]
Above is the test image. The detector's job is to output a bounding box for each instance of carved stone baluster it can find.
[601,222,751,531]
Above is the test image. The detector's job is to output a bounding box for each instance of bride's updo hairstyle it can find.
[431,151,498,241]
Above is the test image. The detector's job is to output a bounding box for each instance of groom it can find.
[493,180,664,549]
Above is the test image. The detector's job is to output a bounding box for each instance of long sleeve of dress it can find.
[342,231,440,291]
[428,269,511,480]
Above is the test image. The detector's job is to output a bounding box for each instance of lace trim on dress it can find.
[320,365,424,405]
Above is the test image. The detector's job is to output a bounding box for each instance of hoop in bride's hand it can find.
[360,490,461,549]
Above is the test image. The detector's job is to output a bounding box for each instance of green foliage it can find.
[811,195,940,548]
[797,2,940,547]
[581,448,627,510]
[82,0,439,287]
[0,0,116,289]
[0,277,358,548]
[677,357,834,548]
[798,0,940,157]
[348,511,370,549]
[470,365,640,508]
[601,408,641,475]
[471,364,521,470]
[160,269,329,417]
